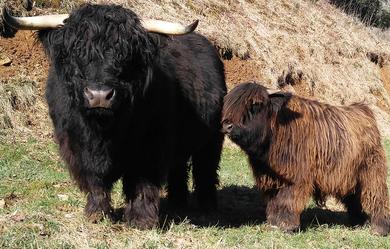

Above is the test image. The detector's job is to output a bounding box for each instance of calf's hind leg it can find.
[266,183,312,232]
[341,192,368,226]
[359,151,390,236]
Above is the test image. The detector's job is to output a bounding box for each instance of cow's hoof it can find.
[85,209,119,223]
[124,204,159,230]
[126,215,159,230]
[85,211,105,223]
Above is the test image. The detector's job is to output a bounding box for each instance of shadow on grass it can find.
[300,208,351,231]
[160,185,266,229]
[158,185,354,231]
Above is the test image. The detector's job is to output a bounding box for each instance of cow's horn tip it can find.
[186,20,199,33]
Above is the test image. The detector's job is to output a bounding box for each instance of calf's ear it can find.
[269,92,291,113]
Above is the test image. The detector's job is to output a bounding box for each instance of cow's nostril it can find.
[84,87,94,100]
[105,89,115,101]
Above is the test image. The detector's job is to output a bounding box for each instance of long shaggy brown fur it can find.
[222,82,390,235]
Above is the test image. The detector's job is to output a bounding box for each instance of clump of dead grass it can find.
[0,76,37,130]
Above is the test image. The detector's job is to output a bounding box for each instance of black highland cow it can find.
[2,4,226,229]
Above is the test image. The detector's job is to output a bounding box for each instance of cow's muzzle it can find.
[84,87,115,109]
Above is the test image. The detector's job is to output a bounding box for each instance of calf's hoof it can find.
[268,222,299,233]
[371,221,389,236]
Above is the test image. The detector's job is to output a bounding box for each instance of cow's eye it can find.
[247,110,253,121]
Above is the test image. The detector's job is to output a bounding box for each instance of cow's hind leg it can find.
[266,183,312,232]
[359,150,390,236]
[122,178,160,230]
[341,193,368,226]
[167,152,190,209]
[191,133,224,211]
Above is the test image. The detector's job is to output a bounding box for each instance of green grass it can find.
[0,139,389,248]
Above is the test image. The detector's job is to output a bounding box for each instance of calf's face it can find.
[222,83,290,148]
[222,83,270,143]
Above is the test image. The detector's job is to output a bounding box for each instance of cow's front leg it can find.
[266,183,312,232]
[84,177,116,223]
[56,132,117,223]
[123,179,160,229]
[85,189,114,222]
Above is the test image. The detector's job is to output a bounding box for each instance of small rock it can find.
[11,213,26,222]
[0,199,5,209]
[57,194,69,201]
[0,57,12,66]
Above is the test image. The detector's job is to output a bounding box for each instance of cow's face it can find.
[38,4,156,116]
[3,4,198,118]
[63,56,153,116]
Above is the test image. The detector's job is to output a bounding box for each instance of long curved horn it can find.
[266,89,282,95]
[3,7,198,34]
[2,8,68,30]
[141,19,199,35]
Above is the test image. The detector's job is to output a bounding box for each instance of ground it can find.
[0,139,389,248]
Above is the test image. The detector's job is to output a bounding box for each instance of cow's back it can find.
[156,33,226,129]
[150,33,226,153]
[269,97,381,195]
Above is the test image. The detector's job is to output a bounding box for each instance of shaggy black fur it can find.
[39,4,226,229]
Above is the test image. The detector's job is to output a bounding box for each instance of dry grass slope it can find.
[1,0,390,137]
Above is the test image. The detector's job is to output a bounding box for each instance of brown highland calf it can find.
[222,82,390,235]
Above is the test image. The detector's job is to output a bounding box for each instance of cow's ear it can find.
[38,29,63,59]
[269,92,291,113]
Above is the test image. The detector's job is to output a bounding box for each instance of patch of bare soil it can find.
[372,64,390,114]
[381,64,390,97]
[0,31,48,90]
[224,57,265,89]
[0,31,51,139]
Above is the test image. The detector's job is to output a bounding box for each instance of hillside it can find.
[0,0,390,138]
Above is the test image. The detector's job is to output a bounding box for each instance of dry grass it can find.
[0,75,52,141]
[1,0,390,137]
[0,76,37,129]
